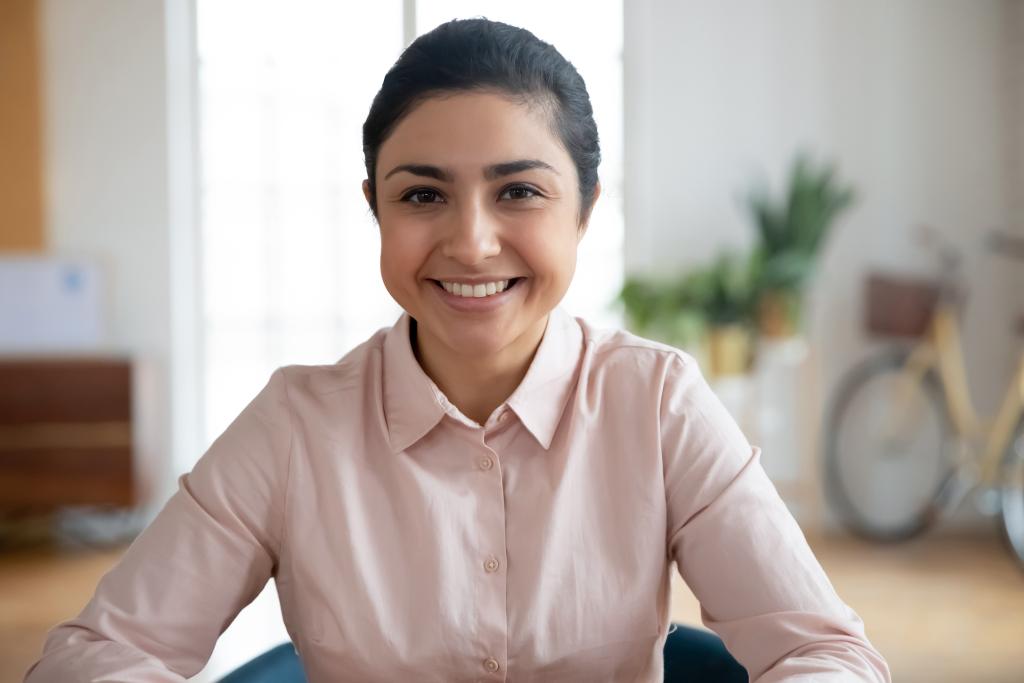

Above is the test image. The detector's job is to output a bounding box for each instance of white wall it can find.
[40,0,203,510]
[1012,1,1024,229]
[625,0,1022,530]
[41,0,172,506]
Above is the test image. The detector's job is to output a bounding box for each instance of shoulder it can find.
[571,315,728,434]
[574,314,701,383]
[277,324,391,398]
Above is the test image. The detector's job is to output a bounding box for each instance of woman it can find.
[26,18,890,683]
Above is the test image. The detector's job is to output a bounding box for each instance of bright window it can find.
[198,0,405,448]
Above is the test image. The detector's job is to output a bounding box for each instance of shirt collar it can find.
[381,306,584,453]
[381,312,447,453]
[505,306,583,449]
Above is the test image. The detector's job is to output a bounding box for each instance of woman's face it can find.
[367,91,596,363]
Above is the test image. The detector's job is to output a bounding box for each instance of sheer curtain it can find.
[194,1,622,678]
[198,0,404,453]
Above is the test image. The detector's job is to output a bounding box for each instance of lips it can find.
[429,276,524,311]
[434,276,524,292]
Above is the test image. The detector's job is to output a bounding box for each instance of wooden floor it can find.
[4,531,1023,682]
[670,530,1024,683]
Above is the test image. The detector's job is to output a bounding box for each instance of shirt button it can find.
[483,657,500,673]
[478,456,494,471]
[498,411,509,422]
[483,557,500,573]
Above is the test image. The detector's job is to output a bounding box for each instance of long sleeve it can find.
[660,354,891,682]
[24,368,294,682]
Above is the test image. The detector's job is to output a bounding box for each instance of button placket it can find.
[473,443,508,680]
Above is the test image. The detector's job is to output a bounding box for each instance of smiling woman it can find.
[357,19,605,428]
[24,18,890,683]
[369,89,596,425]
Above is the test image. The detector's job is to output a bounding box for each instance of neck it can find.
[412,315,549,425]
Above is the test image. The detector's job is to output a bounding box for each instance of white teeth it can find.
[439,279,513,298]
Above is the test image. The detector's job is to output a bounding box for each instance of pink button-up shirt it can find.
[25,307,890,682]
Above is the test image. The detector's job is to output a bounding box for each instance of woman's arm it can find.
[24,368,294,682]
[660,354,891,683]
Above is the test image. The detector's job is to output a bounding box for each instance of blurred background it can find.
[1,0,1023,681]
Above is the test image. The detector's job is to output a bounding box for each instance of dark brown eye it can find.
[404,189,442,204]
[500,184,539,201]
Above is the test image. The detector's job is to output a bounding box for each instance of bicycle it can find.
[822,226,1024,569]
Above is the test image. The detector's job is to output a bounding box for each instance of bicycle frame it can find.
[982,352,1024,483]
[891,302,1024,488]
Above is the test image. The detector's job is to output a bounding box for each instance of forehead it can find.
[377,91,573,178]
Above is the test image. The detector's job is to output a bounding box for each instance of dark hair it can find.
[362,18,601,226]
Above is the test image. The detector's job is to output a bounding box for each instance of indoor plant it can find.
[745,153,855,337]
[618,250,758,377]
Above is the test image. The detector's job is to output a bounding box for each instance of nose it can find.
[440,198,501,265]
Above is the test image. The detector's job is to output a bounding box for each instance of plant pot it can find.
[757,289,801,338]
[707,324,753,377]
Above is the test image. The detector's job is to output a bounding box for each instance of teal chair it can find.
[218,623,747,682]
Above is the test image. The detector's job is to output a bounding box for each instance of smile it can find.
[429,277,524,311]
[436,278,521,298]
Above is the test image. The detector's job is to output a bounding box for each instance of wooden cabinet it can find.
[0,357,133,509]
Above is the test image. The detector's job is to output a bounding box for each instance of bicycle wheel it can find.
[824,347,958,541]
[998,420,1024,570]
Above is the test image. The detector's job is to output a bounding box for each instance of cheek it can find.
[520,227,579,281]
[379,227,427,278]
[379,248,412,303]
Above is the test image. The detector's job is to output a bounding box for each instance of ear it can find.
[362,179,373,207]
[577,181,602,243]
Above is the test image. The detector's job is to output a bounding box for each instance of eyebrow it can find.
[383,159,559,182]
